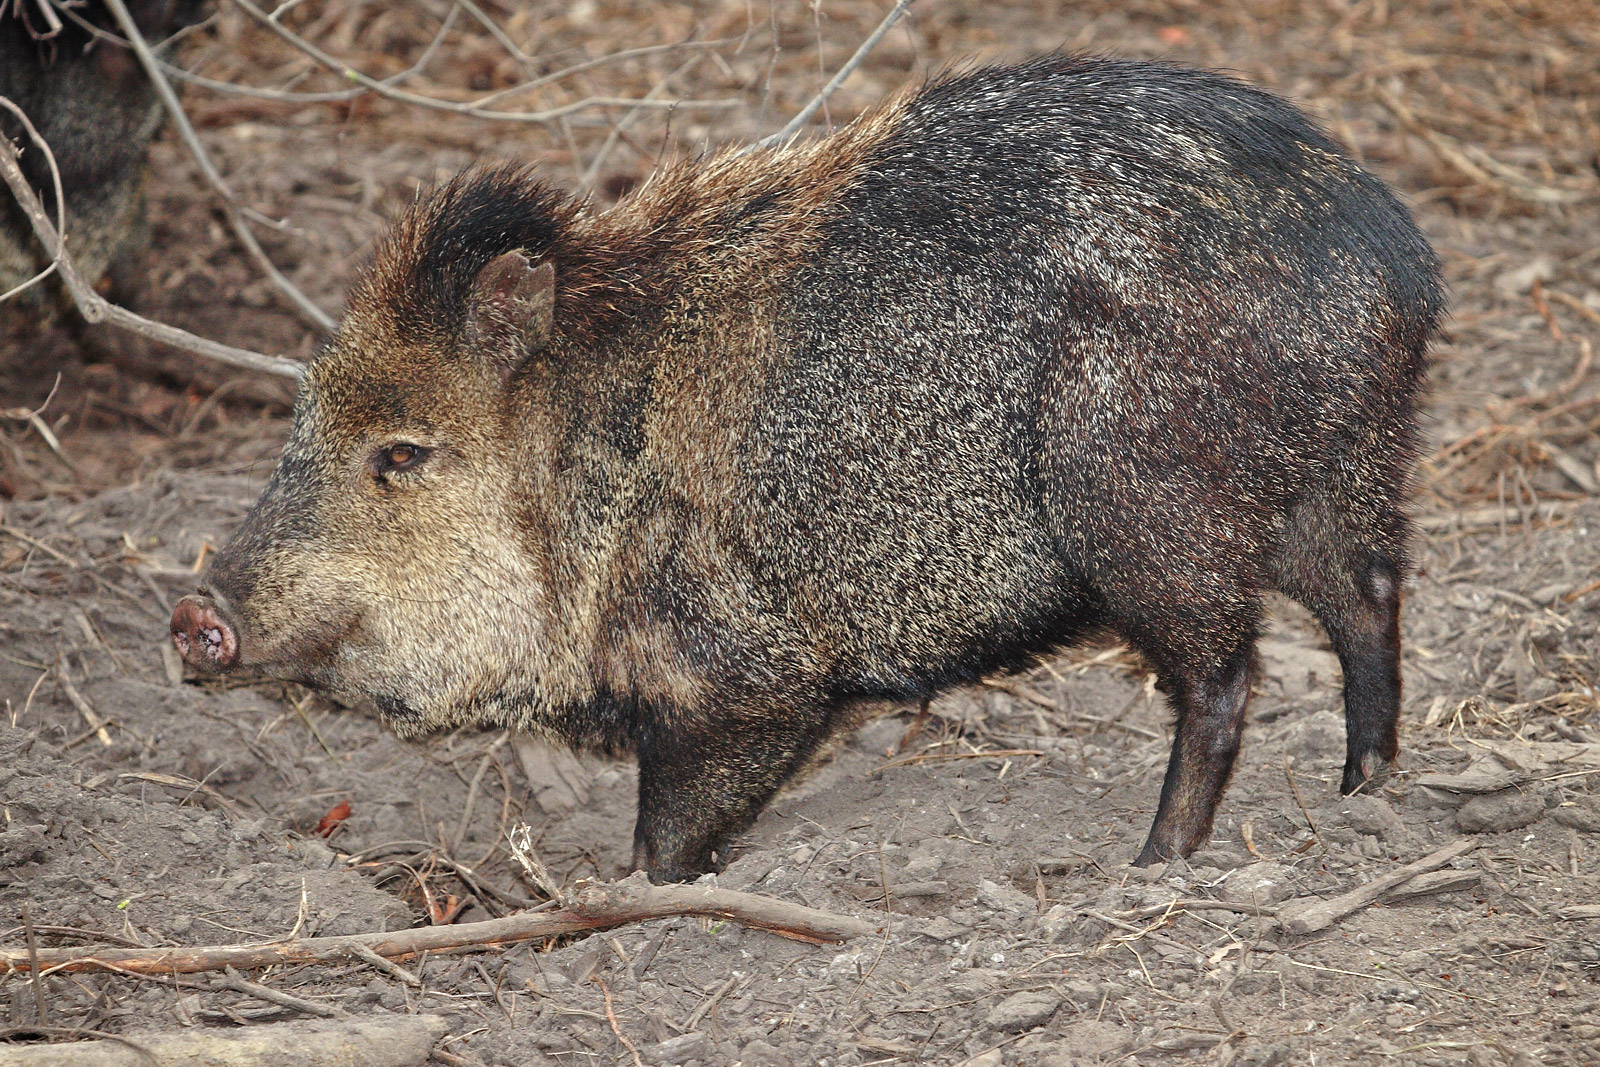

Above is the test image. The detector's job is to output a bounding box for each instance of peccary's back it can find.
[727,56,1442,695]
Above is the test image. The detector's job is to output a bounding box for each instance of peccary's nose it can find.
[170,594,240,671]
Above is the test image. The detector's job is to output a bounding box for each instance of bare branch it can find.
[229,0,738,124]
[0,112,306,380]
[0,873,877,976]
[748,0,915,153]
[53,2,735,125]
[102,0,337,333]
[0,94,64,304]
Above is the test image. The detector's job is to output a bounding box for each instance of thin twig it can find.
[451,732,509,857]
[1283,756,1327,856]
[579,54,703,191]
[1277,839,1479,936]
[223,965,345,1018]
[0,115,304,379]
[456,0,534,69]
[1,372,67,460]
[24,0,63,37]
[870,747,1045,775]
[348,942,420,987]
[596,977,645,1067]
[984,677,1164,740]
[748,0,915,152]
[56,658,113,747]
[0,524,76,566]
[1373,85,1595,205]
[21,902,46,1026]
[102,0,335,332]
[1546,289,1600,330]
[56,0,462,105]
[683,973,740,1031]
[505,823,565,903]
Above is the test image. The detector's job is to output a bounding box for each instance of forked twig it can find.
[0,95,64,304]
[1277,839,1478,935]
[0,112,304,379]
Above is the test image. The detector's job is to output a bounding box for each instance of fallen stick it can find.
[1276,838,1478,936]
[0,1014,447,1067]
[1383,868,1481,903]
[0,873,876,976]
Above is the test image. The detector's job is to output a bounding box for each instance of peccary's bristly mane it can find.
[353,162,577,341]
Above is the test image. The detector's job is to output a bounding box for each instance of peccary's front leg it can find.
[1134,637,1258,867]
[632,709,830,883]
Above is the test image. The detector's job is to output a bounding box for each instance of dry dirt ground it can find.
[4,1,1600,1065]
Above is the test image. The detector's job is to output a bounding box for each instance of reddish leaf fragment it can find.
[314,800,352,837]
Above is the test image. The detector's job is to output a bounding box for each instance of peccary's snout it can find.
[171,594,240,671]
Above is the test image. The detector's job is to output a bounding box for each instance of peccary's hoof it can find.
[1339,754,1397,796]
[1131,840,1176,868]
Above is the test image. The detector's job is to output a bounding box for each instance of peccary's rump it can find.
[173,55,1444,881]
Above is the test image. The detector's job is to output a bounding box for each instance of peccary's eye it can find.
[371,442,429,479]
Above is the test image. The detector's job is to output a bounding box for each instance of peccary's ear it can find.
[466,250,556,378]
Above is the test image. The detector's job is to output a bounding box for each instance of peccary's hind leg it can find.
[1330,555,1403,794]
[1131,626,1259,867]
[1271,494,1405,796]
[632,708,831,883]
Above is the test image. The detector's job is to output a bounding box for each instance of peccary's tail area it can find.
[1269,419,1412,796]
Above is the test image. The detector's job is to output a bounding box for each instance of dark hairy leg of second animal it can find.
[1323,554,1404,795]
[631,710,831,883]
[1270,502,1406,797]
[1132,633,1259,867]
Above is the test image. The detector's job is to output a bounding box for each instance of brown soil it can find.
[4,2,1600,1065]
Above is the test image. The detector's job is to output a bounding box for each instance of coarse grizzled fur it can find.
[0,1,207,317]
[183,54,1445,881]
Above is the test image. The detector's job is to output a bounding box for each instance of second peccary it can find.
[1,1,207,316]
[172,55,1444,880]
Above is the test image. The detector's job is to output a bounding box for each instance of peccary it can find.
[1,0,207,315]
[171,56,1444,880]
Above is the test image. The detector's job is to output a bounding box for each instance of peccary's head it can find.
[172,167,583,735]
